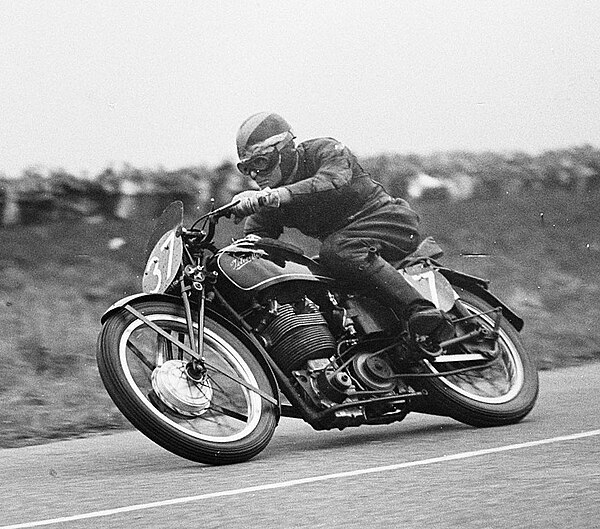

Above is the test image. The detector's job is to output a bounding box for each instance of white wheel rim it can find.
[119,314,264,443]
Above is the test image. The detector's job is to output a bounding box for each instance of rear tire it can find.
[97,300,278,465]
[410,289,539,427]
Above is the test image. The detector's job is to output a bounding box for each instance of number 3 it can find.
[145,256,162,293]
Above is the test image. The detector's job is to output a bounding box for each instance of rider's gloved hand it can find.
[231,190,262,219]
[231,188,290,221]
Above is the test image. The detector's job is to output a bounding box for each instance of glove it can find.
[231,190,263,219]
[231,188,287,220]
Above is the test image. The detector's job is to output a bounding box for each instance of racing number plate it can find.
[400,266,457,312]
[142,228,183,294]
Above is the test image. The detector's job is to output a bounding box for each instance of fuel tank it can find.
[213,238,333,294]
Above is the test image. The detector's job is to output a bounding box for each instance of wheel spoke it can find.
[156,335,171,366]
[119,313,267,443]
[177,332,186,360]
[208,404,248,423]
[127,341,155,371]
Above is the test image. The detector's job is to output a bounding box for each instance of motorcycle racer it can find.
[231,112,453,347]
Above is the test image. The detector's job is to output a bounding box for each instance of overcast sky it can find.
[1,1,599,177]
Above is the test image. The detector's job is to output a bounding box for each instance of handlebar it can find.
[194,199,240,224]
[186,199,241,245]
[210,199,241,218]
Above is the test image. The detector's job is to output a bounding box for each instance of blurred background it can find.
[1,1,599,447]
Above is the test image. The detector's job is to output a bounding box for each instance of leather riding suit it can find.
[243,137,427,317]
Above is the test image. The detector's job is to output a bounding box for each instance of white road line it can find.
[3,428,600,529]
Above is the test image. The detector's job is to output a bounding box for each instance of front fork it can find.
[180,265,210,379]
[122,270,278,405]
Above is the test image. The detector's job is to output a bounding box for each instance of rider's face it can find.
[250,163,283,190]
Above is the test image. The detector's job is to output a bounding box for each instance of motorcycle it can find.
[97,200,539,465]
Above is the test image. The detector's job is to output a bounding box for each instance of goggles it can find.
[237,149,280,177]
[237,130,295,177]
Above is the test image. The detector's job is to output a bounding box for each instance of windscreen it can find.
[145,201,184,261]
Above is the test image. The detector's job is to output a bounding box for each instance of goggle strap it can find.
[240,130,294,162]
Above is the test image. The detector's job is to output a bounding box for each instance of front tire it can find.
[410,289,539,427]
[97,300,278,465]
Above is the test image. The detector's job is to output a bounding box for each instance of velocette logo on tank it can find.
[229,252,264,271]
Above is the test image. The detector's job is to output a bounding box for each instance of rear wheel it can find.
[97,301,278,465]
[410,289,538,427]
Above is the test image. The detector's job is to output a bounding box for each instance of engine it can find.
[256,295,401,411]
[259,298,337,375]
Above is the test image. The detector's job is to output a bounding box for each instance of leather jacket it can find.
[244,137,392,239]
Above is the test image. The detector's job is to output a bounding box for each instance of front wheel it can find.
[97,300,278,465]
[410,289,539,427]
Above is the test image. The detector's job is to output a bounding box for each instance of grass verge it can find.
[1,189,598,448]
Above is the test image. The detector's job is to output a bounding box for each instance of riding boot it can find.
[367,262,453,342]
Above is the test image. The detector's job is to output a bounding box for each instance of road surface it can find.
[1,364,599,528]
